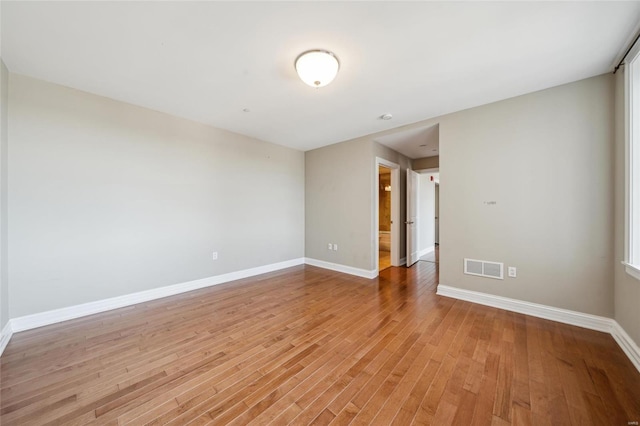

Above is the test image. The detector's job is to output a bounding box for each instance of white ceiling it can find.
[2,2,639,152]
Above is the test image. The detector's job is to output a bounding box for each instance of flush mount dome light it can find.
[295,50,339,88]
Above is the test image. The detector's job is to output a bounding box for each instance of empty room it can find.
[1,1,640,425]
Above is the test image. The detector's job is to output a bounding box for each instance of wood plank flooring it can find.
[378,250,391,271]
[1,262,639,425]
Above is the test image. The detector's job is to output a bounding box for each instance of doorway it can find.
[374,158,400,274]
[418,171,439,264]
[378,165,392,270]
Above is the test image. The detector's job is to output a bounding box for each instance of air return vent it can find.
[464,258,504,280]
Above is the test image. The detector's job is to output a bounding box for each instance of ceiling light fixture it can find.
[295,50,339,88]
[380,114,393,121]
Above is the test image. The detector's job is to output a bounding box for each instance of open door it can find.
[406,169,419,267]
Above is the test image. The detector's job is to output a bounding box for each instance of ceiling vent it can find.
[464,258,504,280]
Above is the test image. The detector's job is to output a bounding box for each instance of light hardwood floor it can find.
[1,262,639,425]
[379,250,391,271]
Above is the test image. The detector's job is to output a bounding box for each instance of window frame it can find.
[624,42,640,281]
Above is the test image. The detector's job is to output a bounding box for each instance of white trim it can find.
[0,321,13,356]
[436,284,611,332]
[418,246,435,258]
[625,53,631,266]
[374,157,400,274]
[2,269,637,373]
[437,284,640,373]
[9,258,305,333]
[625,43,640,273]
[611,321,640,373]
[4,257,381,353]
[622,261,640,281]
[399,257,406,266]
[304,258,377,279]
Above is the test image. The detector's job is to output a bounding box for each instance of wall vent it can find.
[464,258,504,280]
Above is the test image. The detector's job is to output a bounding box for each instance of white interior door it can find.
[406,169,419,267]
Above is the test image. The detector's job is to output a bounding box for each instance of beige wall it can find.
[439,74,615,317]
[305,139,411,272]
[305,138,372,270]
[0,60,7,329]
[413,156,439,170]
[308,74,615,317]
[308,75,615,318]
[614,69,640,345]
[8,74,305,318]
[373,142,411,263]
[4,69,631,347]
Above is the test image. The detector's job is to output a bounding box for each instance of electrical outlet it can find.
[334,244,338,251]
[328,243,333,250]
[508,267,516,278]
[212,251,218,261]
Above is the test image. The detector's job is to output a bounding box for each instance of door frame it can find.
[374,157,400,274]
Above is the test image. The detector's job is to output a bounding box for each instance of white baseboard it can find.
[436,284,613,332]
[437,284,640,373]
[611,321,640,373]
[4,264,638,374]
[0,321,13,356]
[399,257,407,266]
[418,246,435,258]
[9,258,305,335]
[304,258,377,279]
